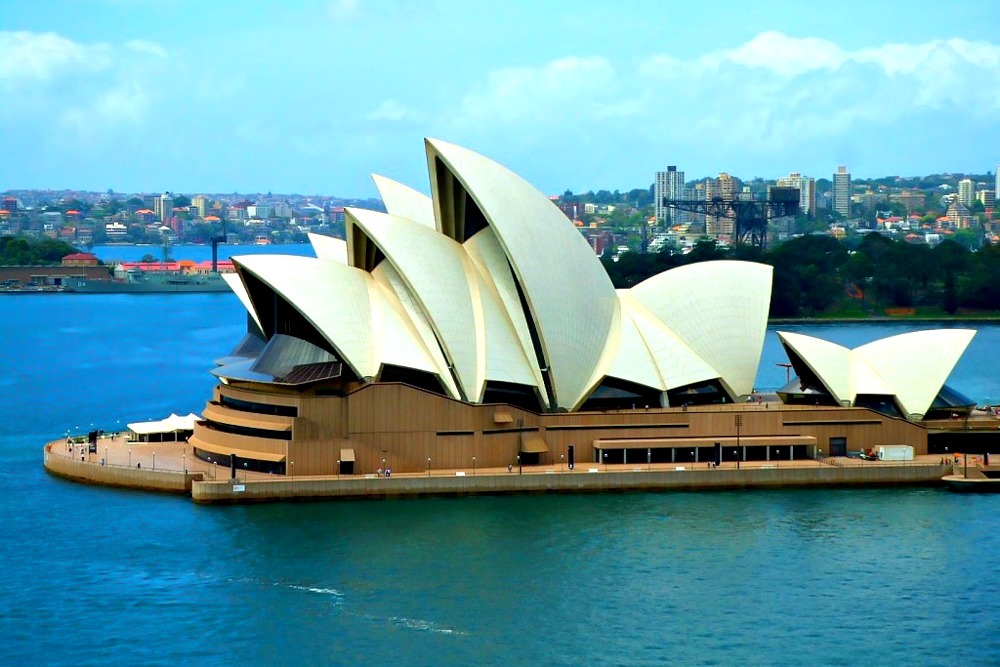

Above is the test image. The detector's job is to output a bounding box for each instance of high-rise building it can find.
[833,166,851,218]
[995,165,999,202]
[706,173,736,239]
[655,166,686,224]
[977,189,995,210]
[191,195,210,218]
[958,178,974,208]
[776,172,816,218]
[156,192,174,222]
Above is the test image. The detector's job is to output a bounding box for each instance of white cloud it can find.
[0,31,112,85]
[366,99,410,122]
[703,31,845,77]
[328,0,360,20]
[125,39,168,59]
[0,31,171,145]
[436,31,999,185]
[451,56,616,129]
[630,32,1000,152]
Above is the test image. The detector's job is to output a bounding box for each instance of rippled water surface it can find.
[2,289,999,666]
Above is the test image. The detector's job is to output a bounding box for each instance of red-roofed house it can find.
[62,252,100,267]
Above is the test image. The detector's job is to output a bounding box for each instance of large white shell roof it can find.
[222,139,784,411]
[777,329,976,418]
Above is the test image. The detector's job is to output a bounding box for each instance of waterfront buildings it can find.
[186,139,974,477]
[833,166,851,218]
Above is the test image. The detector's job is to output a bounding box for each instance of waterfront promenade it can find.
[43,432,954,504]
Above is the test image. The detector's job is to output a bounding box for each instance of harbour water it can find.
[3,253,1000,665]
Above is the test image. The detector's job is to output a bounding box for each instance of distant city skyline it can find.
[2,0,998,197]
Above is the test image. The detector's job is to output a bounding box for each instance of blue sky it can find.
[3,0,998,197]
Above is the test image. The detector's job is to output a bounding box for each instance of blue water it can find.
[2,289,999,665]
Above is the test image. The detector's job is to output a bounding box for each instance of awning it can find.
[340,448,356,462]
[593,435,817,449]
[127,412,201,435]
[190,436,286,463]
[202,403,292,432]
[521,434,549,453]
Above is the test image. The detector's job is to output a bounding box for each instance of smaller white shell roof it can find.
[372,174,436,228]
[777,331,852,403]
[221,272,263,333]
[308,232,347,264]
[777,328,976,418]
[855,329,975,417]
[618,294,720,393]
[234,254,379,379]
[629,261,772,397]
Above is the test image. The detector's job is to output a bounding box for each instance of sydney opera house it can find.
[187,139,976,476]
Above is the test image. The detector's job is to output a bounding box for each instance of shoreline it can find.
[43,437,953,505]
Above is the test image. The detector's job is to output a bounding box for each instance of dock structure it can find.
[43,434,952,505]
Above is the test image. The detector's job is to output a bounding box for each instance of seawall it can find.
[44,446,203,494]
[190,462,949,504]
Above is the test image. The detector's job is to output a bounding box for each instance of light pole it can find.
[603,452,607,471]
[243,461,248,481]
[517,454,521,475]
[427,457,431,476]
[183,450,186,474]
[561,454,565,472]
[472,456,476,476]
[734,414,742,467]
[290,461,295,478]
[152,451,156,471]
[336,460,340,478]
[128,448,132,468]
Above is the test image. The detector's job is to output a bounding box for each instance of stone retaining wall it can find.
[191,463,949,504]
[44,448,202,494]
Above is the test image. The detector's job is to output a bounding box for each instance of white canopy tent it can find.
[127,413,201,442]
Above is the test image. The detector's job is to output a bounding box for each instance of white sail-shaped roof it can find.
[223,138,910,416]
[855,329,976,418]
[777,329,976,418]
[370,261,460,399]
[777,331,852,404]
[628,261,772,397]
[426,138,618,410]
[221,271,263,333]
[371,174,436,228]
[464,227,549,407]
[348,207,484,401]
[234,254,440,384]
[308,232,347,264]
[617,293,721,393]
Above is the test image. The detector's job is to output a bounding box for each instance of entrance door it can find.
[829,437,847,457]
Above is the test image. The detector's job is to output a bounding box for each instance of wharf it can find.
[43,434,952,504]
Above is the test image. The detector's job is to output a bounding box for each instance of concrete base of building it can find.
[43,440,952,504]
[43,444,203,495]
[191,460,948,503]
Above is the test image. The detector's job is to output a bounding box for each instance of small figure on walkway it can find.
[385,468,391,477]
[507,464,513,473]
[377,467,383,477]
